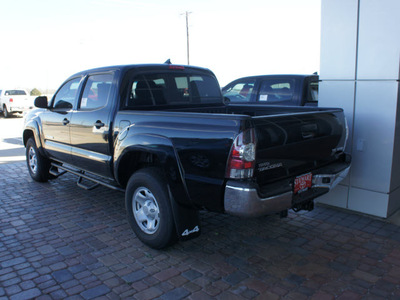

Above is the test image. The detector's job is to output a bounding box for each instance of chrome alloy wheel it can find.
[28,147,38,175]
[132,187,160,234]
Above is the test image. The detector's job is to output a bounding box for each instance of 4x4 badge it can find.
[182,226,199,236]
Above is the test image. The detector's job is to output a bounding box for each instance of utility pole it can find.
[184,11,191,65]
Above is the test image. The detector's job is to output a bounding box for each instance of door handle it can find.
[301,123,317,139]
[94,120,105,129]
[62,118,70,125]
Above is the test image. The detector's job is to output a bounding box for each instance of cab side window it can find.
[53,78,81,109]
[223,80,255,102]
[80,74,113,110]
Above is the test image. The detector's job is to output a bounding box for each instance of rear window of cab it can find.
[124,73,222,108]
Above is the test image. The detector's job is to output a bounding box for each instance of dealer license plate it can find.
[294,173,312,194]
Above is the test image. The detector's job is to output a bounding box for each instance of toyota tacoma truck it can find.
[23,64,350,249]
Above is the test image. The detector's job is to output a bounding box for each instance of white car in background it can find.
[0,89,34,117]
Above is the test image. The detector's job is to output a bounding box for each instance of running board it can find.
[77,174,100,191]
[50,163,124,192]
[49,165,67,178]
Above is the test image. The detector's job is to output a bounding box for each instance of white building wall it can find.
[318,0,400,217]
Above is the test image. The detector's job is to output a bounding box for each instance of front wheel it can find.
[125,168,177,249]
[26,138,51,182]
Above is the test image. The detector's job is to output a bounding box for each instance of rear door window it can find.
[79,74,113,110]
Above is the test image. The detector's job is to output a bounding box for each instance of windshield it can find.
[125,73,222,108]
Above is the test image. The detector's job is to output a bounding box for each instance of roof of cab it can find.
[67,64,213,78]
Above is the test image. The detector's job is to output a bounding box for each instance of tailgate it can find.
[11,95,33,109]
[253,109,347,188]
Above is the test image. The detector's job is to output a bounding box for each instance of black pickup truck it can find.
[222,74,319,106]
[23,64,350,249]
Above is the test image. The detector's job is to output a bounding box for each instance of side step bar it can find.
[50,163,124,192]
[49,166,67,178]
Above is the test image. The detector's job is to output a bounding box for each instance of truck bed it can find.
[118,103,347,207]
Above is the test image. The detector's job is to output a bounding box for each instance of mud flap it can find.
[169,196,201,241]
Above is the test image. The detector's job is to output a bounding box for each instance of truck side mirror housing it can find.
[34,96,48,108]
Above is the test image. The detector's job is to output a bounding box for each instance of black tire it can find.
[26,137,51,182]
[3,105,9,118]
[125,167,177,249]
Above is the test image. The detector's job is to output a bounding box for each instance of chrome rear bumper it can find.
[224,166,350,217]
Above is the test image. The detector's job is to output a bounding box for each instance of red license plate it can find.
[294,173,312,194]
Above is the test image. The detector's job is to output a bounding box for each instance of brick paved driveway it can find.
[1,162,400,299]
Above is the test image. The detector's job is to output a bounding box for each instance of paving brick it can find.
[337,291,362,300]
[160,287,191,300]
[50,262,68,271]
[188,291,214,300]
[133,287,162,300]
[19,280,35,290]
[0,272,17,282]
[68,265,87,274]
[223,271,249,286]
[1,257,26,268]
[80,284,110,300]
[121,270,148,283]
[154,268,180,281]
[52,269,74,283]
[182,269,202,281]
[183,282,201,293]
[311,292,335,300]
[61,279,80,289]
[352,270,380,283]
[50,289,68,299]
[9,288,41,300]
[3,277,21,287]
[155,281,174,293]
[65,284,85,296]
[285,274,306,286]
[37,279,57,290]
[204,285,222,297]
[5,284,22,296]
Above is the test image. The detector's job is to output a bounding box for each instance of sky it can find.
[0,0,321,92]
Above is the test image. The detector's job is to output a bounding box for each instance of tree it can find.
[30,88,41,96]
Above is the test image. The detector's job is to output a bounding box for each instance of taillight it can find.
[9,98,13,103]
[226,128,256,179]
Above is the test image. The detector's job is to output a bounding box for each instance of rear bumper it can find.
[224,163,350,217]
[10,106,31,112]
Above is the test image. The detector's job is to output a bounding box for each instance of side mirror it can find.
[223,96,231,104]
[34,96,48,108]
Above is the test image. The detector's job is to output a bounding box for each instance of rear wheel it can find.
[26,138,51,182]
[125,168,177,249]
[3,105,9,118]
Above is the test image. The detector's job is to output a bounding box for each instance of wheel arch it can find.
[114,133,192,207]
[23,119,45,155]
